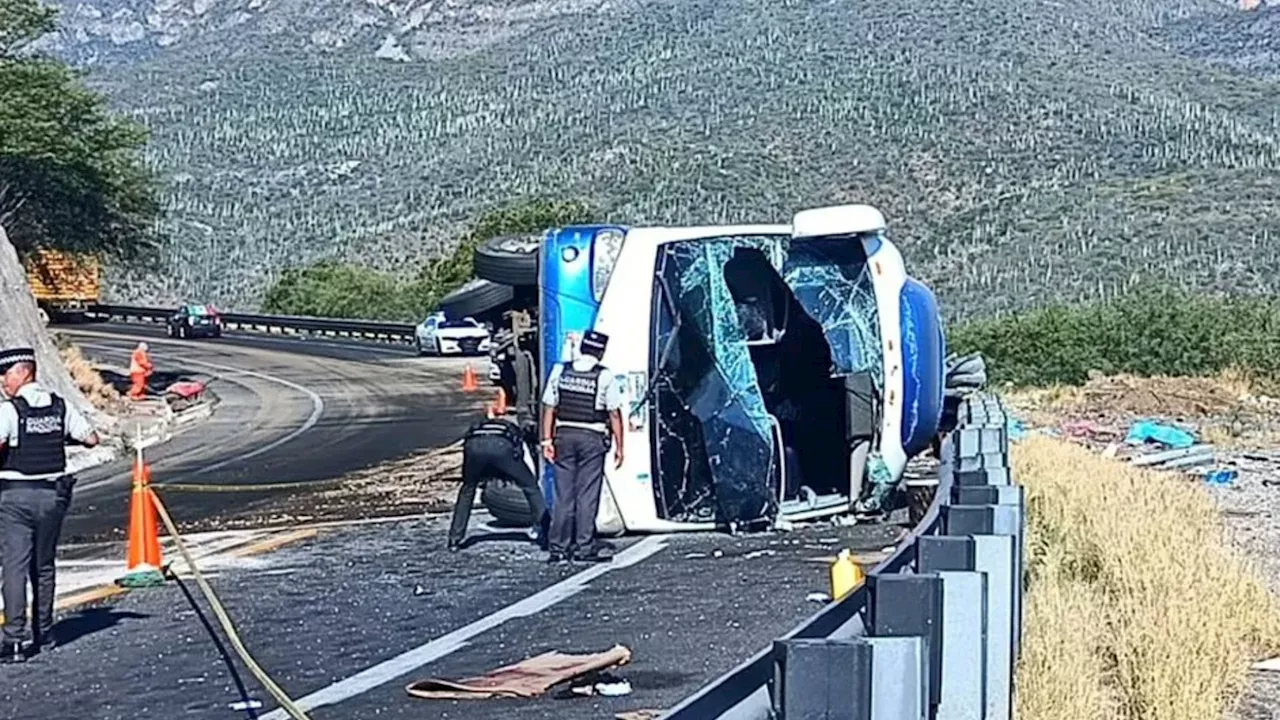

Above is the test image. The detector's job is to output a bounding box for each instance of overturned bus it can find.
[515,204,946,535]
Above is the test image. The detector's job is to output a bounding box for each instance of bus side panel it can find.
[899,277,944,457]
[538,226,622,506]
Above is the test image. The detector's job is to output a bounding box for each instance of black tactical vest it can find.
[557,365,608,425]
[466,418,525,454]
[0,396,67,478]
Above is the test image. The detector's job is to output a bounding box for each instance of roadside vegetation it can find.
[1013,436,1280,720]
[949,286,1280,390]
[261,199,591,321]
[0,0,159,262]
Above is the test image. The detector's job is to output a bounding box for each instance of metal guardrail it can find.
[662,393,1023,720]
[87,305,418,345]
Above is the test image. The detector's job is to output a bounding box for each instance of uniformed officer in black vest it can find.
[540,330,624,564]
[447,411,548,552]
[0,347,99,664]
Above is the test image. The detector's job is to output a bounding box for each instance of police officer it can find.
[540,330,624,564]
[447,410,547,552]
[0,347,99,664]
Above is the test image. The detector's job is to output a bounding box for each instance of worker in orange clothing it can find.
[128,342,153,400]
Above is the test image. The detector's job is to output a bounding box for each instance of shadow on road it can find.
[459,531,537,549]
[52,607,150,648]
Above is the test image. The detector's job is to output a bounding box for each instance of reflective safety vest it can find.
[0,396,67,480]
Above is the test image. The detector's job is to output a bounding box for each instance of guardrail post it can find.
[773,636,931,720]
[773,638,871,719]
[944,498,1025,661]
[920,534,1016,720]
[935,571,987,720]
[866,574,943,711]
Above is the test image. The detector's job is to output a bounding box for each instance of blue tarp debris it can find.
[1124,420,1197,450]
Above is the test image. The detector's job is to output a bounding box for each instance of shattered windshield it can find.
[650,233,883,525]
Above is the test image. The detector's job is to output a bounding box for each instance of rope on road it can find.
[149,488,313,720]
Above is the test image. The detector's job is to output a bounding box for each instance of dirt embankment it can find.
[1009,374,1280,720]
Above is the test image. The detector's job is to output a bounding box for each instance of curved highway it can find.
[56,323,488,543]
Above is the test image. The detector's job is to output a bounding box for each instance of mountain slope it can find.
[56,0,1280,320]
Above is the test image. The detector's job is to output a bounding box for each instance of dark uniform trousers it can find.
[549,427,609,555]
[449,437,546,547]
[1,476,74,645]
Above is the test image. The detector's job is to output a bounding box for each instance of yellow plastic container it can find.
[830,548,865,600]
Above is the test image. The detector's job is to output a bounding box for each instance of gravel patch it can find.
[1207,453,1280,720]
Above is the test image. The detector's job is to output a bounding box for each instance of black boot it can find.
[576,542,614,563]
[32,631,56,654]
[0,642,25,664]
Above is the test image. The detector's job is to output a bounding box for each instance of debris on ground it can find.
[1009,373,1280,452]
[1253,657,1280,672]
[405,645,632,700]
[569,674,633,697]
[1125,420,1197,449]
[806,592,831,603]
[1204,469,1238,486]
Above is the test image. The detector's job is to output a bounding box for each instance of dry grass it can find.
[58,342,119,410]
[1014,435,1280,720]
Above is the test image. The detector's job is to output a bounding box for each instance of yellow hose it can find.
[147,488,313,720]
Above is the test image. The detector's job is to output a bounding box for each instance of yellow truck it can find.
[23,249,100,324]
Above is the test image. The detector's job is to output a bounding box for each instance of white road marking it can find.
[75,344,326,491]
[259,536,669,719]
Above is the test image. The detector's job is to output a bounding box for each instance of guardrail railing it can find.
[662,392,1022,720]
[88,305,418,345]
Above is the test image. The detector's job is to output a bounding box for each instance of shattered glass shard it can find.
[780,237,883,383]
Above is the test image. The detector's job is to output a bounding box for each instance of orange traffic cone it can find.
[126,456,162,571]
[462,364,478,392]
[494,388,507,415]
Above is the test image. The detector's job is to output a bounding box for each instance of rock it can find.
[0,226,99,424]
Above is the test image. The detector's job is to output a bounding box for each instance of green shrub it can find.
[949,285,1280,388]
[261,198,593,321]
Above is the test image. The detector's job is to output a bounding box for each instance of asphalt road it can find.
[55,323,490,543]
[0,514,904,720]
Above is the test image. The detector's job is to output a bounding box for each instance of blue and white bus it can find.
[532,205,945,535]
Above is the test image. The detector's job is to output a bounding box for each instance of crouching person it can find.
[447,412,547,552]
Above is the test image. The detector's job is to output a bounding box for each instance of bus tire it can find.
[481,479,536,527]
[473,235,540,287]
[439,278,515,319]
[907,485,936,526]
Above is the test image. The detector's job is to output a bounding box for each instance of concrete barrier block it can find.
[868,636,929,720]
[974,534,1016,720]
[936,571,987,720]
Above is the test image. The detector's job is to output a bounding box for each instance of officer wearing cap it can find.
[447,409,547,552]
[540,330,624,564]
[0,347,99,664]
